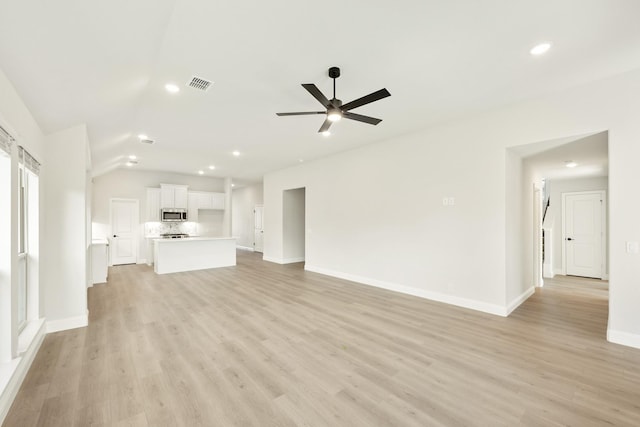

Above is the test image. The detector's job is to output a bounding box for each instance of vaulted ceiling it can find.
[1,1,638,183]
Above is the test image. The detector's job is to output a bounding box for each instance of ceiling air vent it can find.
[187,76,213,92]
[139,138,155,145]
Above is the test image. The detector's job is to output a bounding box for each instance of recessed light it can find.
[321,131,331,137]
[126,162,134,167]
[530,42,551,56]
[565,161,577,168]
[137,134,148,140]
[165,83,180,93]
[298,159,304,163]
[129,155,137,160]
[198,170,204,175]
[232,150,240,157]
[208,165,215,170]
[231,183,235,187]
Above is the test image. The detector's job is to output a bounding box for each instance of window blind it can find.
[0,125,13,156]
[18,146,40,175]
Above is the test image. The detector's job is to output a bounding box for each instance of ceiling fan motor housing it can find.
[328,67,340,79]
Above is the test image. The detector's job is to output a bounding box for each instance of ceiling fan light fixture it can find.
[321,131,331,137]
[327,110,342,122]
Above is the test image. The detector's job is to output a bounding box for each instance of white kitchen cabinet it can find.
[146,187,161,221]
[186,191,225,223]
[91,239,109,284]
[187,192,200,222]
[212,192,225,210]
[160,184,189,209]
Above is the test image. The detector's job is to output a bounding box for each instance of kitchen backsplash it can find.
[145,222,197,237]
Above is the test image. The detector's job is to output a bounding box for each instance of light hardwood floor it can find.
[4,252,640,426]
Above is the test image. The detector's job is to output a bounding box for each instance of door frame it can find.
[254,204,264,253]
[533,185,543,287]
[561,190,607,279]
[109,198,139,266]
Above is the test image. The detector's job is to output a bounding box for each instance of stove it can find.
[160,233,190,239]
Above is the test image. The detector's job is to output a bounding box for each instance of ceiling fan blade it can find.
[318,118,332,133]
[343,111,382,125]
[302,83,332,108]
[276,111,325,116]
[341,88,391,112]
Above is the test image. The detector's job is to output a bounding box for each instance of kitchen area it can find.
[145,183,236,274]
[90,169,256,283]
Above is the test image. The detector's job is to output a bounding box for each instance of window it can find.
[17,147,40,332]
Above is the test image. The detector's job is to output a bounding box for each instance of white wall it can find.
[43,125,90,328]
[506,148,532,310]
[546,177,609,275]
[283,188,305,262]
[231,183,264,250]
[264,69,640,349]
[92,169,226,261]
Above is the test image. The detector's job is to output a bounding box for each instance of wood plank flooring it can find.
[4,252,640,426]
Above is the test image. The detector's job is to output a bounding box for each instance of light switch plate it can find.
[626,241,639,254]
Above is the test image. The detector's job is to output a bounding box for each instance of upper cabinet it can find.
[160,184,189,209]
[146,188,161,221]
[187,191,225,222]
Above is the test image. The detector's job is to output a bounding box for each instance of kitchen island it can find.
[153,237,236,274]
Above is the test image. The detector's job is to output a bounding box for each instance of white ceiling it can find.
[521,132,608,181]
[0,1,638,183]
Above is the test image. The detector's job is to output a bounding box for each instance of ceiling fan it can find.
[276,67,391,133]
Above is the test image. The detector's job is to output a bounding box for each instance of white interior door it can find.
[110,199,138,265]
[563,191,604,279]
[254,205,264,253]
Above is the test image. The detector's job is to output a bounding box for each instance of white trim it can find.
[553,268,563,276]
[137,258,147,265]
[506,287,535,315]
[263,256,304,264]
[263,256,284,264]
[304,264,508,316]
[0,319,45,425]
[46,311,88,333]
[236,245,254,252]
[607,329,640,350]
[282,257,304,264]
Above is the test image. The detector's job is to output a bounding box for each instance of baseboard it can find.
[553,268,564,276]
[506,287,535,315]
[304,264,508,317]
[137,259,147,265]
[607,329,640,350]
[543,263,554,278]
[46,311,89,333]
[236,245,254,252]
[0,319,46,425]
[263,256,305,264]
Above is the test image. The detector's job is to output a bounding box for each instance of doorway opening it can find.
[282,188,306,264]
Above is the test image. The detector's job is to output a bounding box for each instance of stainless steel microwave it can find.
[161,208,188,222]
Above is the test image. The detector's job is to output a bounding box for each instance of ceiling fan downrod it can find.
[328,66,340,100]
